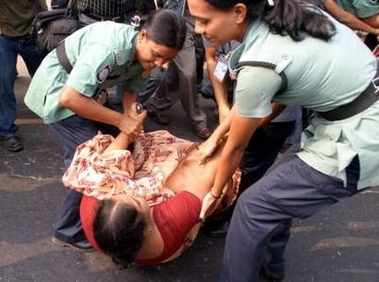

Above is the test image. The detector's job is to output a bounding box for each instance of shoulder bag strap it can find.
[56,43,73,73]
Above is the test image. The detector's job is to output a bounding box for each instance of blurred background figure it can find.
[0,0,47,152]
[142,0,212,139]
[306,0,379,50]
[50,0,156,24]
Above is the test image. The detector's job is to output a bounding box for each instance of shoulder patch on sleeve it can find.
[96,65,111,84]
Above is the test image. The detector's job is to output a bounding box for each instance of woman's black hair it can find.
[204,0,336,41]
[93,199,146,268]
[136,9,187,49]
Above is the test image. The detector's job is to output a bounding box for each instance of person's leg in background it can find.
[238,121,296,191]
[219,153,359,282]
[195,32,205,92]
[18,35,44,77]
[137,73,162,104]
[112,74,162,116]
[174,24,211,139]
[144,59,179,124]
[144,21,211,139]
[0,37,24,152]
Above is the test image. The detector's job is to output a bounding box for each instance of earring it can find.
[267,0,274,6]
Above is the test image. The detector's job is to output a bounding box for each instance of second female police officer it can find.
[188,0,379,281]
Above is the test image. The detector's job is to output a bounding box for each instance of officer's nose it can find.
[154,58,166,67]
[194,21,204,35]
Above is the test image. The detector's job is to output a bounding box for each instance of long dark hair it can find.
[93,199,146,267]
[204,0,335,41]
[136,9,187,49]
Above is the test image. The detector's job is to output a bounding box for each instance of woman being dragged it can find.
[63,108,240,267]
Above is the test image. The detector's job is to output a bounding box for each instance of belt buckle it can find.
[229,68,238,80]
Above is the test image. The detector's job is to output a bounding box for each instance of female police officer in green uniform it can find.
[188,0,379,281]
[24,9,186,250]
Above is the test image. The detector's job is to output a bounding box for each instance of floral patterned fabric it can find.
[63,129,240,210]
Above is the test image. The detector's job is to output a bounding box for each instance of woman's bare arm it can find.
[102,132,131,153]
[101,102,147,154]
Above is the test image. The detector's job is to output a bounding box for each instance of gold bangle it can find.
[210,190,221,199]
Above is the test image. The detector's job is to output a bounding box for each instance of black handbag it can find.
[33,0,79,55]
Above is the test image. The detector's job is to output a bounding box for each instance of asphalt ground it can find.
[1,58,379,282]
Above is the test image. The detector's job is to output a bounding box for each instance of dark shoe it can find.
[260,266,285,282]
[52,237,94,252]
[148,111,170,125]
[198,84,215,100]
[194,126,212,139]
[2,136,24,152]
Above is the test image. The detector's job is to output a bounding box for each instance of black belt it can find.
[318,60,379,121]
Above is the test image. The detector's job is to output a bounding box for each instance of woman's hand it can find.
[199,190,221,220]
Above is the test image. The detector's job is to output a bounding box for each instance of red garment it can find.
[135,191,201,265]
[80,195,102,252]
[80,191,201,264]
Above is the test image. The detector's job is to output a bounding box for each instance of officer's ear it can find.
[138,29,148,43]
[234,3,247,25]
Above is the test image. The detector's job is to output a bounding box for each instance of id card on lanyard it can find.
[213,54,229,82]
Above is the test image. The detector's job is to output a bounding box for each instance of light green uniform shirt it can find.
[25,21,148,124]
[229,13,379,189]
[335,0,378,18]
